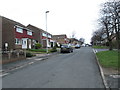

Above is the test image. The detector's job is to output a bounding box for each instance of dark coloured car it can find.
[60,44,73,53]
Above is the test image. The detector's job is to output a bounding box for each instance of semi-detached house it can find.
[0,16,56,64]
[52,34,69,45]
[27,24,55,48]
[0,16,55,51]
[1,16,34,50]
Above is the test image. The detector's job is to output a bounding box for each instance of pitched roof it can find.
[1,16,26,28]
[1,16,34,32]
[69,38,78,41]
[52,34,67,38]
[27,24,52,35]
[27,24,42,31]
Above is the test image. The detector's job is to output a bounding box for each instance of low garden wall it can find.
[0,50,26,64]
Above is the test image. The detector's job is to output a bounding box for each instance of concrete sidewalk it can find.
[1,52,58,76]
[93,48,119,89]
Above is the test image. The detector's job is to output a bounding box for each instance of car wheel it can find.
[68,50,71,53]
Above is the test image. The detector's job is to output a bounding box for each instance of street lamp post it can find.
[45,11,49,54]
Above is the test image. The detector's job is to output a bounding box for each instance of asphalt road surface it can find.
[2,47,105,88]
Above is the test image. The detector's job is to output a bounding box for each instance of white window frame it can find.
[16,28,23,33]
[42,33,47,37]
[48,35,52,38]
[15,38,22,45]
[27,31,32,36]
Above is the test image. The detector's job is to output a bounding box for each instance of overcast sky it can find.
[0,0,107,43]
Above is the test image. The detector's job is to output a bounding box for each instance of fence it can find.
[0,50,26,64]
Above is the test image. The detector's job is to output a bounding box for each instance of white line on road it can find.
[0,73,9,77]
[93,49,96,53]
[34,58,43,61]
[110,75,120,78]
[28,62,34,65]
[93,49,98,53]
[0,70,3,73]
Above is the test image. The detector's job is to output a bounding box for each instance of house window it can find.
[16,28,23,33]
[15,38,22,45]
[27,31,32,36]
[48,35,52,38]
[42,33,47,37]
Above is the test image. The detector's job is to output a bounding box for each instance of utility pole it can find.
[45,11,49,54]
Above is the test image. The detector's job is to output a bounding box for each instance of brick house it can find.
[27,24,54,48]
[52,34,69,45]
[27,24,42,47]
[69,38,79,45]
[1,16,34,51]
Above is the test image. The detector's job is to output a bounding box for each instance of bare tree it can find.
[111,0,120,50]
[91,28,105,46]
[71,31,76,38]
[98,0,120,50]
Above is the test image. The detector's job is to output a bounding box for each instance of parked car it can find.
[60,44,73,53]
[81,44,85,47]
[75,44,81,49]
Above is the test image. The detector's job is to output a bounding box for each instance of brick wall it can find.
[2,17,15,50]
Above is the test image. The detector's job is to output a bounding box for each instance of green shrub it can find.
[50,47,57,52]
[35,43,42,49]
[26,52,33,57]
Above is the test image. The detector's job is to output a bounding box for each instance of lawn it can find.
[96,50,119,69]
[28,49,47,52]
[93,45,108,49]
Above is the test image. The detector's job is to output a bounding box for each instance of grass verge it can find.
[93,45,108,49]
[28,49,47,52]
[96,50,119,69]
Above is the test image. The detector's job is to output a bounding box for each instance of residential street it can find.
[2,47,105,88]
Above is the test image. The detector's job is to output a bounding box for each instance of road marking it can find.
[93,49,96,53]
[95,49,98,53]
[0,70,3,73]
[8,64,28,71]
[28,62,34,65]
[27,57,37,60]
[110,75,120,78]
[34,58,43,61]
[93,49,98,53]
[0,73,9,77]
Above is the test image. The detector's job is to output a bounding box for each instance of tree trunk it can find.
[116,36,120,50]
[109,39,113,51]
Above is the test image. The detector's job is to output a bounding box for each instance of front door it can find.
[22,38,27,49]
[28,39,31,49]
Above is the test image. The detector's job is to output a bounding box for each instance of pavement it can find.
[1,52,58,77]
[93,48,120,89]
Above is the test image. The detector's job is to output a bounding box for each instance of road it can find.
[2,47,105,88]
